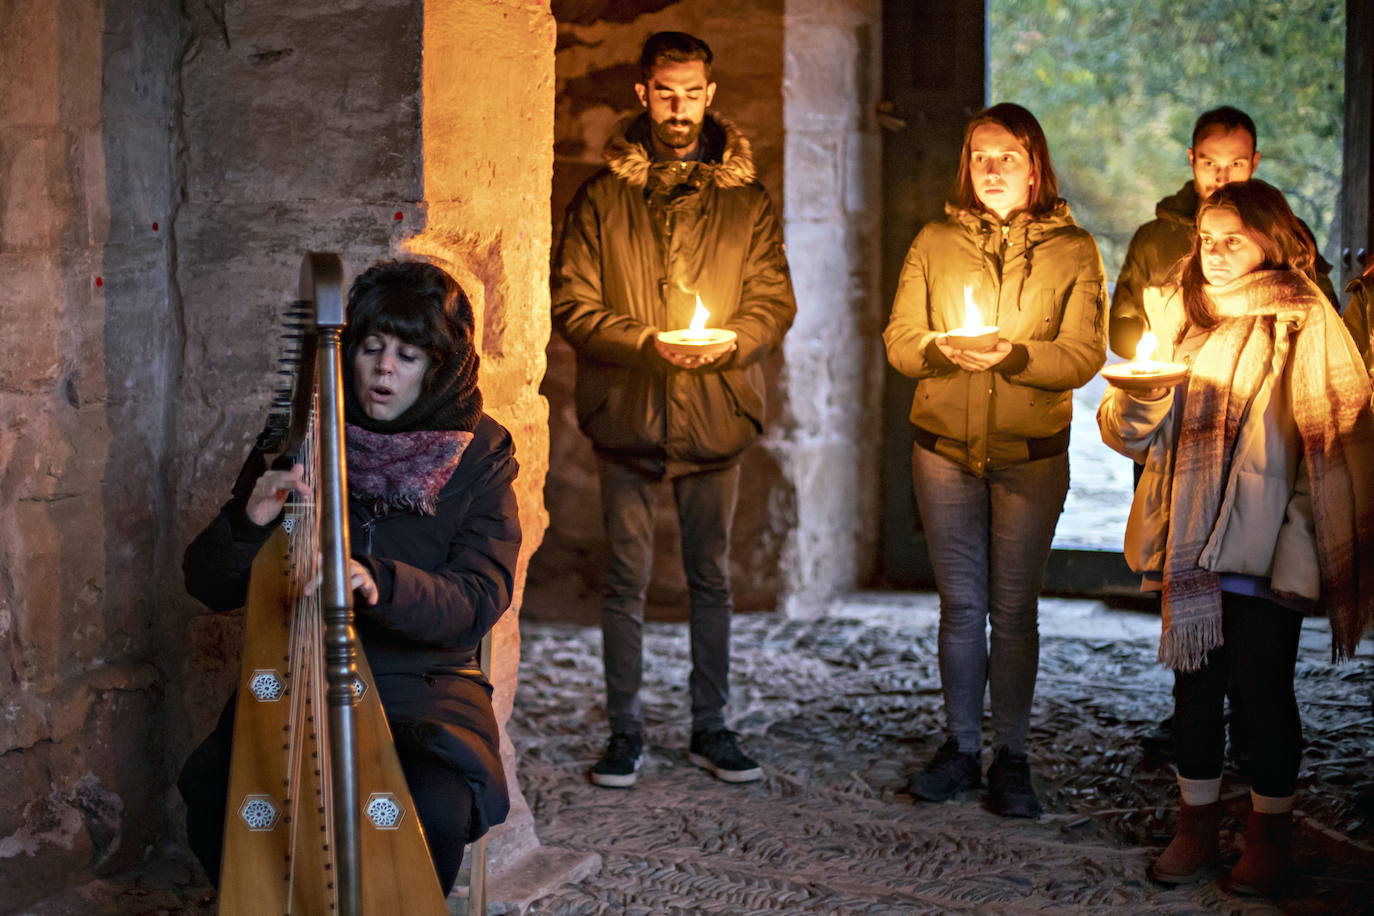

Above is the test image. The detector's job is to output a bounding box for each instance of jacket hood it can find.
[947,198,1078,244]
[604,112,756,189]
[1155,181,1200,226]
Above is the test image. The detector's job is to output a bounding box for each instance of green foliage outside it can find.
[989,0,1345,280]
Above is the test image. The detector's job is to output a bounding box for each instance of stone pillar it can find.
[0,1,182,909]
[406,0,562,882]
[775,0,884,616]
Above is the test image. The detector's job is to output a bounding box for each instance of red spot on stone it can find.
[95,277,103,287]
[393,211,404,221]
[152,221,159,231]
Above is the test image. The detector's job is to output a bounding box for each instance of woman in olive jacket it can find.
[883,103,1107,818]
[178,260,520,897]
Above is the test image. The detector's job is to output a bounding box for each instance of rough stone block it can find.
[783,21,858,131]
[181,1,421,203]
[785,131,844,222]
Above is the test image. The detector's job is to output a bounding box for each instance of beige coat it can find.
[1098,319,1320,600]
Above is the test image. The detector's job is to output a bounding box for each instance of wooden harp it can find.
[218,254,448,915]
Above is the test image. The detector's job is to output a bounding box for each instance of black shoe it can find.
[688,728,763,783]
[986,746,1042,818]
[908,738,982,801]
[590,732,644,788]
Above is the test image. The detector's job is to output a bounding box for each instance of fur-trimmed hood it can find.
[603,112,756,189]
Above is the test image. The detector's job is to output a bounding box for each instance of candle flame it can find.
[1137,332,1157,363]
[689,296,711,332]
[962,286,982,329]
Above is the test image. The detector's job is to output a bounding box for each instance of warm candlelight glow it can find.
[945,286,999,349]
[1131,332,1162,374]
[1103,329,1189,391]
[657,294,736,358]
[1137,332,1157,363]
[962,286,982,330]
[689,297,710,333]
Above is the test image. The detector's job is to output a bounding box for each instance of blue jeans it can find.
[911,445,1069,754]
[598,458,739,735]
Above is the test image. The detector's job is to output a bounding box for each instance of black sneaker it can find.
[688,728,763,783]
[590,732,644,788]
[908,737,981,801]
[986,745,1042,818]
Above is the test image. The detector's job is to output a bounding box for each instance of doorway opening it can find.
[879,0,1349,596]
[988,0,1347,552]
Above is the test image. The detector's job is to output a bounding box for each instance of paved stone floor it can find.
[508,595,1374,915]
[18,595,1373,915]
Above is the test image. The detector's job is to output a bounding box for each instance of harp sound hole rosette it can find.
[366,794,403,829]
[248,670,285,702]
[239,795,280,831]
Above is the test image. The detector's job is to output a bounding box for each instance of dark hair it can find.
[344,260,474,386]
[951,103,1060,217]
[638,31,713,84]
[1191,106,1257,150]
[1178,180,1315,331]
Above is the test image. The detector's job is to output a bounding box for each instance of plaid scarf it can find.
[1160,270,1374,670]
[345,424,473,517]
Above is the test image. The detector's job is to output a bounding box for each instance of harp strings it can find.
[282,388,339,904]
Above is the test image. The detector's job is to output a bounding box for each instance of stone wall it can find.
[0,0,183,908]
[529,0,882,623]
[170,0,555,877]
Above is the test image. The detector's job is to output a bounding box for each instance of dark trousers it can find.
[598,457,739,735]
[1173,593,1304,797]
[178,695,472,896]
[911,446,1069,754]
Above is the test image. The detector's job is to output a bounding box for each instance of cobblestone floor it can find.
[18,595,1372,915]
[509,595,1374,915]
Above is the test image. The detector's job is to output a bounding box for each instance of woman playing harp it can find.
[178,258,520,897]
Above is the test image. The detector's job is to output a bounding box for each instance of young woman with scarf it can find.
[178,260,521,896]
[884,103,1108,818]
[1098,180,1374,896]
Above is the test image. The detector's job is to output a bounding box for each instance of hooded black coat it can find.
[181,412,520,843]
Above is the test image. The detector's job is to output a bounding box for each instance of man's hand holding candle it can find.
[654,335,736,369]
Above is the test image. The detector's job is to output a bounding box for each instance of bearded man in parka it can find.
[1109,106,1336,360]
[552,31,796,790]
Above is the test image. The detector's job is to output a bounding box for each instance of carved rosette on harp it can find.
[218,254,448,916]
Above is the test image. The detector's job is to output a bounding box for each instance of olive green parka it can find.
[552,112,796,476]
[884,202,1108,475]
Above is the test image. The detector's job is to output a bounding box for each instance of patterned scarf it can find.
[1160,270,1374,669]
[345,424,473,516]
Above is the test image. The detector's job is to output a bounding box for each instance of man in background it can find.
[1109,105,1335,360]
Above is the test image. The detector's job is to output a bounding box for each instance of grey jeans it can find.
[598,457,739,735]
[911,445,1069,754]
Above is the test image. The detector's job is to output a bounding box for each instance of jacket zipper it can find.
[352,484,464,555]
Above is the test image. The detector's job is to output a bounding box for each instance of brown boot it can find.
[1147,800,1223,885]
[1224,810,1294,897]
